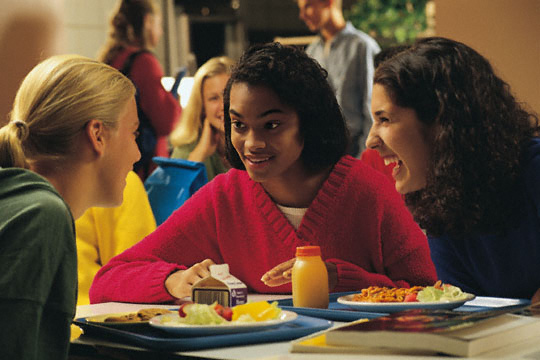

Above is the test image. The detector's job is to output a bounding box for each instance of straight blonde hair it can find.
[0,54,135,169]
[169,56,235,147]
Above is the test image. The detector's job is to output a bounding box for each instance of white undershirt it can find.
[276,204,308,230]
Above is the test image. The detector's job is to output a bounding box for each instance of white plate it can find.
[337,293,476,313]
[149,310,298,335]
[83,309,176,328]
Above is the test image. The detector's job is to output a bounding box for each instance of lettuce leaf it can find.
[417,284,467,302]
[179,303,226,325]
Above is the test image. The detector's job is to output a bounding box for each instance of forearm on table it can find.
[89,260,185,304]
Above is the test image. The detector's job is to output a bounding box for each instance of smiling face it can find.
[366,84,432,194]
[229,83,305,187]
[202,73,229,133]
[99,97,141,206]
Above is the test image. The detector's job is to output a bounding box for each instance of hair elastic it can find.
[11,120,29,141]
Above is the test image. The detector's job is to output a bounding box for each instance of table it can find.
[70,296,540,360]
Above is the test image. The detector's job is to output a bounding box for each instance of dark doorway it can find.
[190,21,226,68]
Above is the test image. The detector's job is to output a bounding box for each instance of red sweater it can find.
[90,156,436,304]
[111,48,181,159]
[360,148,395,184]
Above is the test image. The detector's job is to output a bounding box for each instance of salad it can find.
[416,281,469,303]
[159,301,282,326]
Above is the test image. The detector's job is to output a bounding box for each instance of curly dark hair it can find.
[223,42,349,172]
[374,37,539,237]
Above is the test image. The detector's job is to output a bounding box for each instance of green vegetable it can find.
[417,286,443,302]
[440,285,468,301]
[178,303,226,325]
[417,284,468,302]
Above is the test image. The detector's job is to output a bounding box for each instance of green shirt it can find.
[171,140,228,181]
[0,168,77,360]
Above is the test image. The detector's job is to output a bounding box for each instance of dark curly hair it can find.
[374,37,539,237]
[223,42,349,172]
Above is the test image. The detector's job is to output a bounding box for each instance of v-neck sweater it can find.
[90,156,436,304]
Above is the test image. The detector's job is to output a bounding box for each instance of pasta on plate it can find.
[352,286,425,303]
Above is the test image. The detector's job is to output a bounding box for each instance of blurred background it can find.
[2,0,538,115]
[59,0,539,114]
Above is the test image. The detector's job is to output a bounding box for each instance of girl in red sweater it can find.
[90,43,436,304]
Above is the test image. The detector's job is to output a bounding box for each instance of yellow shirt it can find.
[75,171,156,305]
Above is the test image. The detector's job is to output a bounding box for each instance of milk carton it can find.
[191,264,248,307]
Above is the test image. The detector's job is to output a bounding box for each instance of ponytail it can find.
[2,54,135,172]
[0,120,30,168]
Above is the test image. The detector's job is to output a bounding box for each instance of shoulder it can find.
[524,138,540,200]
[0,168,64,204]
[171,141,197,158]
[206,154,228,179]
[335,155,389,183]
[0,168,74,231]
[133,50,158,64]
[334,156,399,200]
[523,138,540,181]
[340,23,380,51]
[122,171,148,200]
[180,168,253,213]
[124,50,163,77]
[210,168,251,191]
[525,138,540,165]
[306,37,323,55]
[133,51,160,69]
[361,149,395,183]
[203,169,256,202]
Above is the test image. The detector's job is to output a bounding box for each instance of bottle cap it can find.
[295,245,321,257]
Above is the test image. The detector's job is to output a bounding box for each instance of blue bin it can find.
[144,157,208,225]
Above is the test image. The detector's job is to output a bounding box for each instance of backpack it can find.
[119,50,157,180]
[144,157,208,225]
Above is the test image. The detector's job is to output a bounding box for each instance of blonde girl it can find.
[170,56,235,180]
[0,54,139,360]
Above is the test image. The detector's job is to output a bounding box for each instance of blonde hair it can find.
[98,0,159,64]
[169,56,235,147]
[0,54,135,169]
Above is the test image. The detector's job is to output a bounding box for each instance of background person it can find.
[0,55,138,360]
[297,0,380,157]
[366,37,540,301]
[98,0,181,180]
[0,0,61,126]
[75,170,156,305]
[89,43,435,304]
[169,56,235,180]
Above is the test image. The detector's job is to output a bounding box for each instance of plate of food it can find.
[149,301,298,335]
[338,282,475,313]
[83,308,176,328]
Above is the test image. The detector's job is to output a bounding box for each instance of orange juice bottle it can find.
[292,245,329,309]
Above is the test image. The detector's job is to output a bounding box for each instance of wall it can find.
[63,0,116,59]
[9,1,539,113]
[63,0,168,68]
[434,0,540,114]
